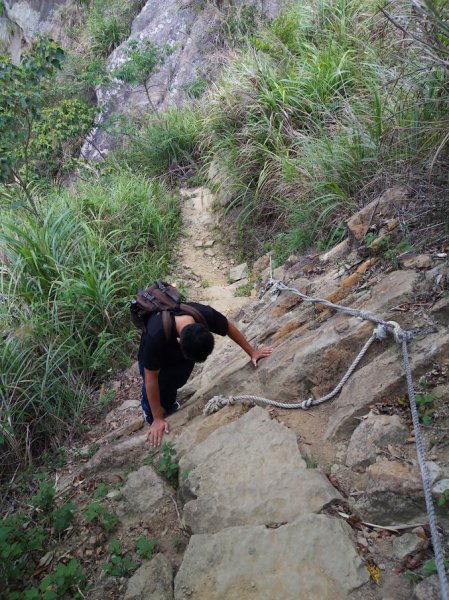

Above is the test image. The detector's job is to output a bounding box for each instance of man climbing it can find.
[138,301,273,447]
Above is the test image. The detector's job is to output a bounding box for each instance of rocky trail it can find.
[53,186,449,600]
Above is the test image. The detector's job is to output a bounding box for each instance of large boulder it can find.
[174,514,369,600]
[179,407,341,534]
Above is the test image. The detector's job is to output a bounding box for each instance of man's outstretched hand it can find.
[148,418,169,447]
[250,346,273,367]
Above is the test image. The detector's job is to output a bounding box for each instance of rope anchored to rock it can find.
[203,270,449,600]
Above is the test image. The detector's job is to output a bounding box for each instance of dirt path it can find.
[174,187,250,316]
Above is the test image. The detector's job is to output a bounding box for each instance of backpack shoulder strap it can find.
[179,302,208,327]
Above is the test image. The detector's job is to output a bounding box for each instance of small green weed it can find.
[150,441,180,486]
[93,482,110,500]
[416,393,436,426]
[39,559,86,598]
[53,502,78,534]
[31,481,55,514]
[305,456,318,469]
[234,281,253,297]
[84,502,119,534]
[136,536,158,559]
[102,539,136,577]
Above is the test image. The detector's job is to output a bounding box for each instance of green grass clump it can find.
[86,0,144,57]
[197,0,449,258]
[0,172,180,470]
[113,106,202,179]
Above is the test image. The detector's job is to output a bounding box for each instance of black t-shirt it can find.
[138,302,228,371]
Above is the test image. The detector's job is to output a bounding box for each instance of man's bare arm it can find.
[226,321,273,366]
[144,368,169,447]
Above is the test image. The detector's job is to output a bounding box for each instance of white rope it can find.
[203,276,448,598]
[401,339,449,599]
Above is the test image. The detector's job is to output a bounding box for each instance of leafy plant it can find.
[136,536,158,559]
[31,481,55,514]
[101,539,136,577]
[0,37,65,213]
[152,441,179,485]
[112,39,172,116]
[416,393,436,426]
[53,503,78,534]
[84,502,119,534]
[39,559,86,598]
[93,482,110,500]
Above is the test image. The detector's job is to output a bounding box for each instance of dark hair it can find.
[179,323,214,362]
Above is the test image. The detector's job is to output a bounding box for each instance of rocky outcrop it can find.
[1,0,70,61]
[82,0,287,159]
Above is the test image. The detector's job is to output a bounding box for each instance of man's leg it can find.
[158,362,195,415]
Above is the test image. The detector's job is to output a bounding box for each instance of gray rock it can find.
[346,187,410,243]
[354,460,425,525]
[81,432,148,476]
[117,466,169,519]
[401,254,432,270]
[125,554,173,600]
[229,262,248,282]
[432,478,449,499]
[179,407,341,533]
[82,0,286,159]
[392,533,427,560]
[413,574,441,600]
[426,461,442,485]
[431,296,449,326]
[345,413,408,468]
[117,399,141,411]
[174,514,369,600]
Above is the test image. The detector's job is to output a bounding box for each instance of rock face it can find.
[82,0,286,159]
[179,407,341,533]
[1,0,70,61]
[125,554,174,600]
[174,514,369,600]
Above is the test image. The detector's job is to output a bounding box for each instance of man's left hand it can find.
[250,346,273,366]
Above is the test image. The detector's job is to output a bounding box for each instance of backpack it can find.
[130,281,207,340]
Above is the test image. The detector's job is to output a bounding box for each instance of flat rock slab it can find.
[174,514,369,600]
[179,407,341,533]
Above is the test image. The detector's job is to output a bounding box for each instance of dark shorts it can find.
[139,361,194,424]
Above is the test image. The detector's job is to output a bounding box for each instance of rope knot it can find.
[373,324,388,340]
[300,398,314,409]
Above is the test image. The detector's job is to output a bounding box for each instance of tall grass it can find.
[0,173,180,469]
[198,0,449,258]
[112,106,202,180]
